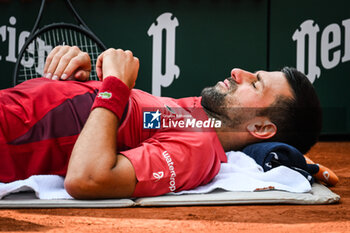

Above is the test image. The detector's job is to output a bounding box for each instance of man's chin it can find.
[200,88,225,118]
[201,101,221,119]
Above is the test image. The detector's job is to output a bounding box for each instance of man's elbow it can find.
[64,172,136,199]
[64,176,97,199]
[64,171,110,199]
[64,155,137,199]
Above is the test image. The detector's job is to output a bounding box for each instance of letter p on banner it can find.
[148,13,180,96]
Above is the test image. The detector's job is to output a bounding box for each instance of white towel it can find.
[174,151,311,195]
[0,151,311,200]
[0,175,72,199]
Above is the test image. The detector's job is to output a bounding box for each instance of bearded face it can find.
[200,78,246,129]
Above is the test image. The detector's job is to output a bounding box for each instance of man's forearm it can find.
[64,48,139,199]
[67,107,119,183]
[64,106,136,199]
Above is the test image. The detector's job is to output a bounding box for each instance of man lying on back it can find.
[0,46,322,199]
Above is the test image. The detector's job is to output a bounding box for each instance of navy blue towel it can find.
[242,142,319,184]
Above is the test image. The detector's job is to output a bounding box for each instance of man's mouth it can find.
[223,79,231,89]
[221,78,236,90]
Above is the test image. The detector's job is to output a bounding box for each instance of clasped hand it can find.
[43,46,140,89]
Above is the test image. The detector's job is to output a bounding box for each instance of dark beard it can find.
[200,86,227,118]
[200,80,244,129]
[200,78,237,117]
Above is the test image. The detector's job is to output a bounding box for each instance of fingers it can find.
[96,53,103,81]
[51,47,80,80]
[61,52,91,80]
[131,56,139,80]
[74,70,90,81]
[97,48,140,88]
[44,46,141,83]
[44,46,70,79]
[43,46,91,81]
[130,55,139,89]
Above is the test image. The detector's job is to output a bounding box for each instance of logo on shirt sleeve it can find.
[143,110,161,129]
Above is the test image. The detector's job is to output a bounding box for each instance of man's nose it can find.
[231,68,256,84]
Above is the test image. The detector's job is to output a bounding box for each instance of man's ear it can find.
[246,118,277,139]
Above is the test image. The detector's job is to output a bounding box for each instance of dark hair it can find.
[260,67,322,154]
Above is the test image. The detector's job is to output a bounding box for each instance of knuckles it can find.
[69,57,79,66]
[81,52,90,61]
[124,50,133,57]
[60,55,70,64]
[133,56,139,64]
[103,48,136,59]
[71,46,80,53]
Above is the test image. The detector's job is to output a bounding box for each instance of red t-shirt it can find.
[0,78,227,197]
[118,89,227,197]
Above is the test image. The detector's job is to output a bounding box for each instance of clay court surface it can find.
[0,141,349,232]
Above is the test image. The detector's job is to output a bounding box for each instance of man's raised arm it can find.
[64,49,140,199]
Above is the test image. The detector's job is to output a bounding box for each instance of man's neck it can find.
[214,130,254,152]
[201,108,254,152]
